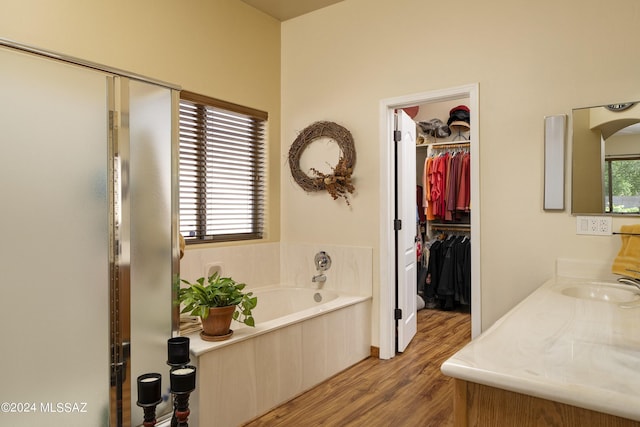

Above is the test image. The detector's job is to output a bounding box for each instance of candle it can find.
[137,373,162,406]
[167,336,190,366]
[170,365,196,393]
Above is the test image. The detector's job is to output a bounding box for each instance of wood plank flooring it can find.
[244,307,471,427]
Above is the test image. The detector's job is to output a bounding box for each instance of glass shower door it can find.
[128,79,176,427]
[0,46,111,426]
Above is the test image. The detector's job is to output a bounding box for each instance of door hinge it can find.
[394,308,402,320]
[394,219,402,231]
[393,130,401,142]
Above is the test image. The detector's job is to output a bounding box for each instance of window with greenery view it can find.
[604,157,640,214]
[179,91,267,243]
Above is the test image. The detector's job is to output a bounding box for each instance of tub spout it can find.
[312,273,327,288]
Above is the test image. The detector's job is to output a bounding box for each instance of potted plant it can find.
[178,273,257,341]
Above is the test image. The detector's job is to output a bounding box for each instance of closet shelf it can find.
[430,222,471,232]
[417,140,470,148]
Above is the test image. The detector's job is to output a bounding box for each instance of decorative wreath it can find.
[288,121,356,205]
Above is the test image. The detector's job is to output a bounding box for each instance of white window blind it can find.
[179,90,266,243]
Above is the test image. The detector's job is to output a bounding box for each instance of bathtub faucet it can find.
[312,273,327,285]
[312,251,332,288]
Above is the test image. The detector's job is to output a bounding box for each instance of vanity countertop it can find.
[441,276,640,422]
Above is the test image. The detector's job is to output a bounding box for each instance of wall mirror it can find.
[572,101,640,215]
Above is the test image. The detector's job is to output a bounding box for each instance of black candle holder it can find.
[167,337,195,427]
[167,337,190,367]
[170,366,196,393]
[136,373,162,427]
[172,390,193,427]
[170,365,196,427]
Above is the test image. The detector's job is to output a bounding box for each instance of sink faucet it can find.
[617,276,640,292]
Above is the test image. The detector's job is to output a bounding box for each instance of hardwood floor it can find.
[244,307,471,427]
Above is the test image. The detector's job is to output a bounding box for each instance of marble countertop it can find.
[441,276,640,421]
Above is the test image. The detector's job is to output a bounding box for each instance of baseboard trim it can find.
[370,346,380,358]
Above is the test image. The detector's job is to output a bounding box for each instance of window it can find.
[179,90,267,243]
[604,156,640,214]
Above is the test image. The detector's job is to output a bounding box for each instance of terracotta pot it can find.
[201,305,236,339]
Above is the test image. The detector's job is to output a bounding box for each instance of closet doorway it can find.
[379,84,480,359]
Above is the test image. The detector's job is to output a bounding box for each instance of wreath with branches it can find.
[288,121,356,205]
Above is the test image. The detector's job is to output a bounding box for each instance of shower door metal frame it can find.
[108,76,132,427]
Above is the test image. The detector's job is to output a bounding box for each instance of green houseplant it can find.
[178,273,258,341]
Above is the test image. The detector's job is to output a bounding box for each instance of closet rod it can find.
[430,142,470,150]
[417,141,471,149]
[430,223,471,231]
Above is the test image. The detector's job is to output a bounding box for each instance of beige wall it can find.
[281,0,640,344]
[6,0,640,349]
[1,0,282,244]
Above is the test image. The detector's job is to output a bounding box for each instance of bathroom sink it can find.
[560,283,640,303]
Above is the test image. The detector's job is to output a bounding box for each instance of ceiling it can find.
[240,0,343,21]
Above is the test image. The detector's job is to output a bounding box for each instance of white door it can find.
[396,109,417,352]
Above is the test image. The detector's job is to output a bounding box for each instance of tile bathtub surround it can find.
[179,242,280,287]
[280,242,373,296]
[180,242,373,296]
[441,276,640,422]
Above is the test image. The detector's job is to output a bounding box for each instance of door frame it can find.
[378,83,481,359]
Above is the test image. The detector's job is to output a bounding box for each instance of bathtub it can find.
[186,285,372,427]
[236,287,339,326]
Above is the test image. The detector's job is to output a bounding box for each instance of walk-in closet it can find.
[408,99,472,320]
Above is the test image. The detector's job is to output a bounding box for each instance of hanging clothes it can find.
[416,185,426,223]
[456,152,471,212]
[419,140,471,311]
[445,152,459,221]
[453,236,471,305]
[429,152,448,219]
[424,238,442,302]
[424,234,471,309]
[423,156,435,221]
[424,147,470,223]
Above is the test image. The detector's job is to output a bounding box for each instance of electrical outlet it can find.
[205,262,224,278]
[597,217,612,235]
[576,216,612,235]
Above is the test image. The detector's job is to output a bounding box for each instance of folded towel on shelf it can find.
[179,315,202,335]
[612,224,640,279]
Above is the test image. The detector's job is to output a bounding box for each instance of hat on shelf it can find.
[447,105,470,132]
[417,118,451,138]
